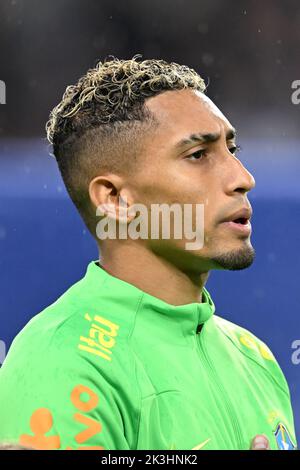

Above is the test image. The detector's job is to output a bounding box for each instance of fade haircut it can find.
[46,56,206,235]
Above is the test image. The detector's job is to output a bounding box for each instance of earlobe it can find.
[117,190,136,223]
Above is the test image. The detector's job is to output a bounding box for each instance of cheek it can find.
[132,160,216,214]
[133,169,180,205]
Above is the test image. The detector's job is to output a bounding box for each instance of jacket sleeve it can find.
[0,347,132,450]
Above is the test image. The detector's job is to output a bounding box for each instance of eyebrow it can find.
[175,128,236,149]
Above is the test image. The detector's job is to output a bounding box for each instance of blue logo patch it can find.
[274,423,296,450]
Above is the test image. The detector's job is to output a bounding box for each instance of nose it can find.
[224,153,256,195]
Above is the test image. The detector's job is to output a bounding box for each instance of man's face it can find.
[127,88,256,272]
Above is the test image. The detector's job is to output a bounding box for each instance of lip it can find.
[219,206,252,236]
[220,207,253,224]
[221,220,252,236]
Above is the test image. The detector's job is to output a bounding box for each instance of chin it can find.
[210,244,255,271]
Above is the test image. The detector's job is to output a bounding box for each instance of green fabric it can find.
[0,261,297,450]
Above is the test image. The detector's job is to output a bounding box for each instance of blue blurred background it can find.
[0,0,299,443]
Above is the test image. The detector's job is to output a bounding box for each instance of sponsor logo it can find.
[192,438,211,450]
[20,384,104,450]
[78,313,119,362]
[168,438,211,450]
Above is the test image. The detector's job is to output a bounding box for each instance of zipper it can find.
[195,327,245,449]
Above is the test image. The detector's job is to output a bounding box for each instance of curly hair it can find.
[46,55,206,236]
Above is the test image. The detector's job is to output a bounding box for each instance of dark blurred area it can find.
[0,0,300,138]
[0,0,299,444]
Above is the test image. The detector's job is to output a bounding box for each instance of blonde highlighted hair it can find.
[46,55,206,235]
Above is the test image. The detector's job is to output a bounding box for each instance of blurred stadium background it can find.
[0,0,299,443]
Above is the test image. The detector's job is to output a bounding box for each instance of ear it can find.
[89,174,135,223]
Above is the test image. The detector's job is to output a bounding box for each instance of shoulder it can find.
[3,270,137,388]
[212,314,290,395]
[213,314,275,361]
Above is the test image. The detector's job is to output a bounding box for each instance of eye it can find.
[228,144,242,155]
[186,149,206,161]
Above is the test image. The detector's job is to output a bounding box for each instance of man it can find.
[0,57,297,450]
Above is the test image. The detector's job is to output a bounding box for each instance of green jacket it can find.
[0,261,297,450]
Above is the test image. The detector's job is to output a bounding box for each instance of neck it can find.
[98,241,209,306]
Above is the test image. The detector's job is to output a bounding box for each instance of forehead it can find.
[145,89,233,141]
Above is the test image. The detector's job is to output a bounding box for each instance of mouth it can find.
[232,217,249,226]
[221,219,251,236]
[219,207,252,236]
